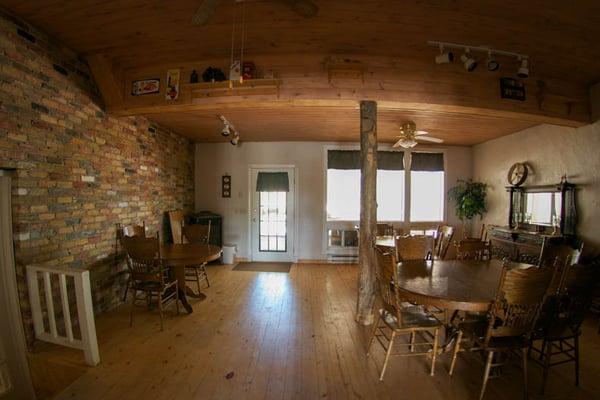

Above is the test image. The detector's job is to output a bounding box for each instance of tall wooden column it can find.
[356,100,378,325]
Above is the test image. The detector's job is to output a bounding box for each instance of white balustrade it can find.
[26,264,99,366]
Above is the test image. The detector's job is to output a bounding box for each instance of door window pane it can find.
[259,191,287,252]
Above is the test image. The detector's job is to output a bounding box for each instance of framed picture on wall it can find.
[222,175,231,198]
[500,77,526,101]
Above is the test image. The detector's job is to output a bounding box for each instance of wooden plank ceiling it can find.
[4,0,599,145]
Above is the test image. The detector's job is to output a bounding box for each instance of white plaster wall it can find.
[473,121,600,256]
[195,142,472,260]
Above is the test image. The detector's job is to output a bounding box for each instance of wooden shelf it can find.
[188,79,281,99]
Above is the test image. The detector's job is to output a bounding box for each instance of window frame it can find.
[323,145,447,253]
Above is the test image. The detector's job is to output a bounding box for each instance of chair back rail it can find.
[183,221,211,244]
[539,240,584,268]
[485,262,555,341]
[434,225,454,259]
[168,209,185,244]
[121,222,146,238]
[121,235,168,284]
[455,239,489,260]
[26,264,99,366]
[395,235,434,261]
[374,245,411,328]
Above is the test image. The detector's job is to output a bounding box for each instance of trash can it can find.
[222,244,236,264]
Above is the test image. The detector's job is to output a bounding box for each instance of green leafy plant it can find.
[448,179,488,221]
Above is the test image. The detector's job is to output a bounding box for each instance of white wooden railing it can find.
[26,264,100,366]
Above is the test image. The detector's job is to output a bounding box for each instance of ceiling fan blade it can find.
[416,136,444,143]
[392,139,403,148]
[415,130,429,136]
[279,0,319,17]
[192,0,221,26]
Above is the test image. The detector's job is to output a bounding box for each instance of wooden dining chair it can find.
[434,225,454,260]
[538,240,584,268]
[122,234,179,330]
[529,263,599,394]
[168,209,185,244]
[182,222,211,291]
[376,223,394,237]
[395,235,434,261]
[454,239,490,261]
[119,221,146,301]
[449,261,555,400]
[367,246,442,381]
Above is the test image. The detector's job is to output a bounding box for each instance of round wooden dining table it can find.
[160,243,222,313]
[395,259,511,312]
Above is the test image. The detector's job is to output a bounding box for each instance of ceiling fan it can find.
[192,0,318,26]
[392,121,444,148]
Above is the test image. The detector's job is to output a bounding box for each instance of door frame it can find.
[247,164,299,262]
[0,172,36,399]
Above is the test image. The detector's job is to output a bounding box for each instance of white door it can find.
[250,167,295,262]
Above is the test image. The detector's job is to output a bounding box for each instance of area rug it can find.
[233,262,292,273]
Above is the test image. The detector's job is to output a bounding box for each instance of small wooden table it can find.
[160,243,222,313]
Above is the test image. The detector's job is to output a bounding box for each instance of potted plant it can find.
[448,179,488,238]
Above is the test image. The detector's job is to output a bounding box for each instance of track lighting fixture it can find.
[486,52,499,71]
[218,114,240,145]
[517,57,529,78]
[435,44,454,64]
[221,125,231,137]
[460,49,477,72]
[428,41,530,78]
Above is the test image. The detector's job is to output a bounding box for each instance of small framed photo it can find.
[222,175,231,198]
[132,78,160,96]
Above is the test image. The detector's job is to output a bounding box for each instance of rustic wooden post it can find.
[356,100,377,325]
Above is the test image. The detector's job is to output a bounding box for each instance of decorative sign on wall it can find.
[500,77,526,101]
[131,78,160,96]
[165,69,181,100]
[222,175,231,198]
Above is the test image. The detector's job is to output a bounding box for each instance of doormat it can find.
[233,262,292,273]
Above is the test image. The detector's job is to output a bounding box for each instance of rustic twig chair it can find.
[182,222,211,291]
[449,261,555,400]
[395,234,434,261]
[122,234,179,330]
[367,245,442,381]
[530,263,599,394]
[434,225,455,260]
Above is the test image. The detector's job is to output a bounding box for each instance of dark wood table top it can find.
[395,259,523,312]
[160,243,222,266]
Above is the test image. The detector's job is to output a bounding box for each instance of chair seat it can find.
[459,318,529,350]
[380,308,441,330]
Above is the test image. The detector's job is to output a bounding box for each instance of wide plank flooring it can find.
[46,263,600,400]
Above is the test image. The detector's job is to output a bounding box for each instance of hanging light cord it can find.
[240,0,246,82]
[230,0,237,69]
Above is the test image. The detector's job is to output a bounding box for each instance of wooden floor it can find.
[32,263,600,400]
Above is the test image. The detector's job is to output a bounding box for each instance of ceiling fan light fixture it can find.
[398,138,418,149]
[460,50,477,72]
[517,57,529,78]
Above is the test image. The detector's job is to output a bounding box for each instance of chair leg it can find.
[203,265,210,288]
[430,328,439,376]
[541,339,552,394]
[479,350,494,400]
[175,282,180,316]
[379,331,395,381]
[158,292,164,331]
[449,330,463,376]
[410,331,416,352]
[129,288,137,327]
[366,316,380,356]
[522,347,529,400]
[122,277,130,302]
[574,335,580,386]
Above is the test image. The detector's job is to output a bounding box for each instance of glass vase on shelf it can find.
[512,212,521,230]
[551,215,561,235]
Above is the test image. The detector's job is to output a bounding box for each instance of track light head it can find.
[230,135,239,146]
[435,45,454,64]
[221,125,231,137]
[517,58,529,78]
[460,50,477,72]
[486,52,499,71]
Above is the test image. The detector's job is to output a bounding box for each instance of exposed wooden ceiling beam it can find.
[86,54,124,111]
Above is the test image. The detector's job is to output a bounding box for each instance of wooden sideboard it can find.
[488,226,562,264]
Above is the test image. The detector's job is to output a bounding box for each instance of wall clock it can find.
[507,162,528,186]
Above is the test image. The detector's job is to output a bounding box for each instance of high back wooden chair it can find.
[538,241,583,268]
[530,263,599,393]
[455,239,490,261]
[122,234,179,330]
[449,261,555,400]
[395,235,434,261]
[434,225,454,260]
[376,223,394,237]
[367,245,442,381]
[182,222,211,290]
[118,221,146,301]
[168,209,185,244]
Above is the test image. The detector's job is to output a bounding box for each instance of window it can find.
[259,191,287,252]
[326,150,405,221]
[326,150,444,223]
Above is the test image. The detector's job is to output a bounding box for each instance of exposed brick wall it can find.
[0,10,194,344]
